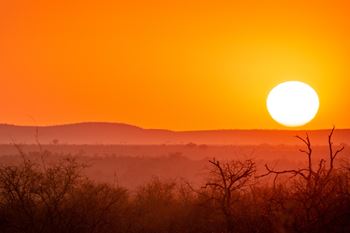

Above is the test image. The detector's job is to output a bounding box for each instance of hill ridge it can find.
[0,122,348,145]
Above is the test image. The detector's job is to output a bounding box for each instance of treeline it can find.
[0,129,349,233]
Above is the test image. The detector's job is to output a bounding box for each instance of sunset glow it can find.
[1,1,350,130]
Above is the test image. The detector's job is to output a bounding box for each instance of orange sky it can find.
[0,0,349,130]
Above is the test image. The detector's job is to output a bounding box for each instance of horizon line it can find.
[0,121,347,132]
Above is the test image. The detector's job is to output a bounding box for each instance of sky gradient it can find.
[1,0,349,130]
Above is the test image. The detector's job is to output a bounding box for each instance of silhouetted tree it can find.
[261,127,348,233]
[201,159,256,233]
[0,151,128,233]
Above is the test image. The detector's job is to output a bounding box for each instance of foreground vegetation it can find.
[0,128,349,233]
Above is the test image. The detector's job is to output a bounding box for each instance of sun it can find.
[266,81,319,127]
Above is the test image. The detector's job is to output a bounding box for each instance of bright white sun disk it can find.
[266,81,319,127]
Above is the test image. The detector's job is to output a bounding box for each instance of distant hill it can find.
[0,122,348,145]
